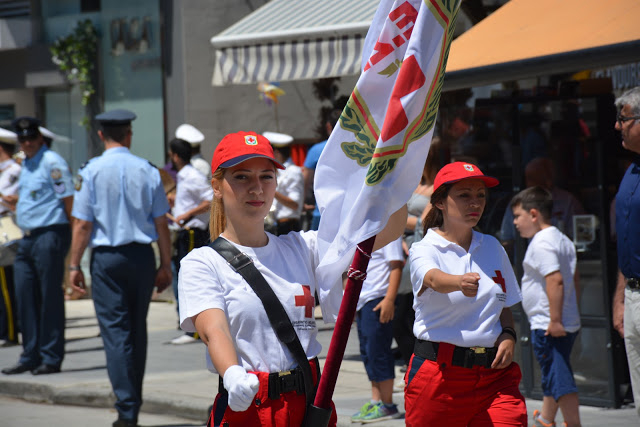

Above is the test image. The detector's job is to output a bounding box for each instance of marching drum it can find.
[0,214,23,266]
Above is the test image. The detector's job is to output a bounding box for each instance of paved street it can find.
[0,298,637,426]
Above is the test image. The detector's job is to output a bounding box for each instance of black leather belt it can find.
[628,278,640,290]
[218,357,319,400]
[414,339,497,369]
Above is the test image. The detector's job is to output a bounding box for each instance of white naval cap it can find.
[263,131,293,147]
[39,126,59,141]
[175,124,205,146]
[0,127,17,144]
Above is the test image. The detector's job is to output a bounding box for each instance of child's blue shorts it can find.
[531,329,579,400]
[356,297,395,382]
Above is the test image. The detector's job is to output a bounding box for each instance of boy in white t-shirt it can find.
[512,186,582,427]
[351,236,404,423]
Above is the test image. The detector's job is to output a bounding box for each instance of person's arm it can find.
[193,308,240,375]
[193,308,259,412]
[419,269,480,297]
[62,196,73,222]
[492,307,516,369]
[545,271,566,337]
[68,218,93,296]
[153,215,172,292]
[174,199,211,226]
[273,191,300,211]
[613,269,626,338]
[373,205,408,252]
[373,260,403,323]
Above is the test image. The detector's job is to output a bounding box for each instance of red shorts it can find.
[208,359,337,427]
[405,346,527,427]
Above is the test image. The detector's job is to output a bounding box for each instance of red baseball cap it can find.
[433,162,499,191]
[211,131,285,172]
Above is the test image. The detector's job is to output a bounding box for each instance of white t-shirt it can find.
[357,237,404,311]
[0,159,20,215]
[178,231,324,373]
[409,228,522,348]
[173,164,213,230]
[521,226,581,332]
[273,158,304,221]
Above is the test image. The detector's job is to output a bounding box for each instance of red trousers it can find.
[405,347,527,427]
[208,359,337,427]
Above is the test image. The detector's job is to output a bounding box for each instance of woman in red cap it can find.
[404,162,527,426]
[177,131,405,427]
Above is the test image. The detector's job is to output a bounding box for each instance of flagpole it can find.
[307,235,376,426]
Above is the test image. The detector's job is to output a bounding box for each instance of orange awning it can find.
[444,0,640,90]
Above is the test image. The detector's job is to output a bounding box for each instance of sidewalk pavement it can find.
[0,298,637,426]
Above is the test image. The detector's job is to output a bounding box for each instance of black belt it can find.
[218,357,319,401]
[23,223,69,237]
[414,339,497,369]
[628,278,640,290]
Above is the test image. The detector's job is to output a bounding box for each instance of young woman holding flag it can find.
[405,162,527,426]
[177,131,406,427]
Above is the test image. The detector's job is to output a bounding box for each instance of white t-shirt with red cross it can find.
[357,236,404,311]
[409,228,522,348]
[521,226,580,333]
[178,231,324,374]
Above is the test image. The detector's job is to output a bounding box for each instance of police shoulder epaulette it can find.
[79,161,89,170]
[148,160,157,168]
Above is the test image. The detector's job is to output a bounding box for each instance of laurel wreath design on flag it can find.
[339,0,459,186]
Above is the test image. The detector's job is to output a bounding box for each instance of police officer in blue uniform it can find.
[1,117,73,375]
[67,109,172,427]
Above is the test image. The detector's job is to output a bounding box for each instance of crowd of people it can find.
[0,85,639,427]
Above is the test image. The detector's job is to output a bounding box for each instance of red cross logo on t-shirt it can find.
[294,285,315,318]
[492,270,506,293]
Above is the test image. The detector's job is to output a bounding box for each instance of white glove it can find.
[223,365,260,412]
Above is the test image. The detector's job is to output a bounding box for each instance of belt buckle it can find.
[470,346,486,354]
[278,369,292,377]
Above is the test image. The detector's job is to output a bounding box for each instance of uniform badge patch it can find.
[464,164,474,172]
[53,181,66,194]
[244,135,258,145]
[51,168,62,180]
[9,174,17,185]
[74,175,83,191]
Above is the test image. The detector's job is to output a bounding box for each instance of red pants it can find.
[405,348,527,427]
[208,359,337,427]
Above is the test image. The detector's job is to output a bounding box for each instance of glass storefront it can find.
[437,87,630,407]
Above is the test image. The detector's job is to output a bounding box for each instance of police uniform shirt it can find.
[0,158,21,215]
[16,145,73,231]
[173,163,213,230]
[273,158,304,221]
[72,146,170,247]
[179,231,325,374]
[409,229,522,348]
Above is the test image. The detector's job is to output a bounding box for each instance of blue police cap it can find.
[95,109,137,126]
[12,116,41,139]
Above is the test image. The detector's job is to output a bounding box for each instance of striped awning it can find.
[210,0,379,86]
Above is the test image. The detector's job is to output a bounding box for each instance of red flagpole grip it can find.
[312,235,377,412]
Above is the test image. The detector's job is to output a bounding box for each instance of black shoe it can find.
[2,363,35,375]
[113,418,137,427]
[31,364,61,375]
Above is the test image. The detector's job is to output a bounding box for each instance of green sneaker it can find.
[360,402,400,423]
[351,401,376,422]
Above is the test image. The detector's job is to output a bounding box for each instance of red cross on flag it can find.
[314,0,461,321]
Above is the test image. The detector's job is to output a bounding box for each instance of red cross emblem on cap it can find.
[245,135,257,145]
[464,164,474,172]
[294,285,315,318]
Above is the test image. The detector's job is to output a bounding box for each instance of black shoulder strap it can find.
[209,237,316,408]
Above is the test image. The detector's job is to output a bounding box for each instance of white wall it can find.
[168,0,359,165]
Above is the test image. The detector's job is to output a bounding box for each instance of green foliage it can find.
[49,19,98,107]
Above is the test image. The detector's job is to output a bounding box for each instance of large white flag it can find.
[315,0,461,321]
